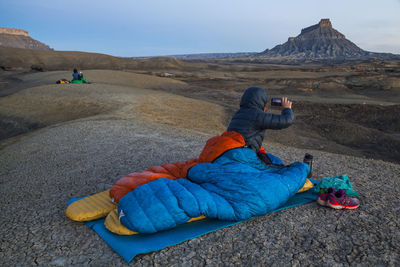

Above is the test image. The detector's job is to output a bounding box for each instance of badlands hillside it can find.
[1,59,399,163]
[0,27,52,50]
[0,69,399,265]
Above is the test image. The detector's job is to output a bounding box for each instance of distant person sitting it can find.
[227,87,294,166]
[72,68,80,81]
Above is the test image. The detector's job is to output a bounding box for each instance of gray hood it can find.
[239,87,268,110]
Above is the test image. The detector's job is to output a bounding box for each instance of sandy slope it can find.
[0,70,227,141]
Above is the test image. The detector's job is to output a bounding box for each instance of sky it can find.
[1,0,399,57]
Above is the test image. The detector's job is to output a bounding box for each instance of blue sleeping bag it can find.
[118,148,309,233]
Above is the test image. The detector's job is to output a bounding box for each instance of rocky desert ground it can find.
[0,53,399,265]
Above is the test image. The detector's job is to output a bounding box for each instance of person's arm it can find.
[258,97,294,129]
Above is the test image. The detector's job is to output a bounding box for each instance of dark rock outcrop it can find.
[259,19,378,59]
[0,27,52,50]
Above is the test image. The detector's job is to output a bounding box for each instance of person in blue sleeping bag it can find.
[227,87,294,166]
[116,86,311,233]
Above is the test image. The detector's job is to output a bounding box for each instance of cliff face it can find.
[0,27,52,50]
[0,28,29,36]
[260,19,369,59]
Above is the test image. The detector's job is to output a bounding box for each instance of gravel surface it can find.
[1,116,399,266]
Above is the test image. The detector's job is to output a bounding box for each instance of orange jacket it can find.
[110,131,246,203]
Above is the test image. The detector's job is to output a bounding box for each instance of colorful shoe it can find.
[328,189,360,210]
[317,188,334,206]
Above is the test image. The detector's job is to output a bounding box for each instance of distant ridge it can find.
[0,27,52,50]
[258,19,397,60]
[0,46,186,71]
[166,19,399,62]
[169,52,257,60]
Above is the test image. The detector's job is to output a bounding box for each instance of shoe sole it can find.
[317,198,328,206]
[327,202,359,210]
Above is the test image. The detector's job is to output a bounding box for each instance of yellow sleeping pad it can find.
[66,190,116,221]
[297,178,314,193]
[105,209,138,235]
[105,209,207,235]
[188,215,207,222]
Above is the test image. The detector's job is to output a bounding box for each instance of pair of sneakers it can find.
[317,187,360,210]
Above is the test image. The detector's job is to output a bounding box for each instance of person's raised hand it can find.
[281,97,292,109]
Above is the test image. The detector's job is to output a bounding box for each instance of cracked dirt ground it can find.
[0,117,399,266]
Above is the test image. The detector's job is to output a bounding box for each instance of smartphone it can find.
[271,98,282,106]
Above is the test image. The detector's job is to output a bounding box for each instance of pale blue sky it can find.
[1,0,399,57]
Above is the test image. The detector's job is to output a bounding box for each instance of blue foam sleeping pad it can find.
[68,185,319,263]
[119,148,309,233]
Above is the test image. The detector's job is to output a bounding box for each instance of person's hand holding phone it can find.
[281,97,292,109]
